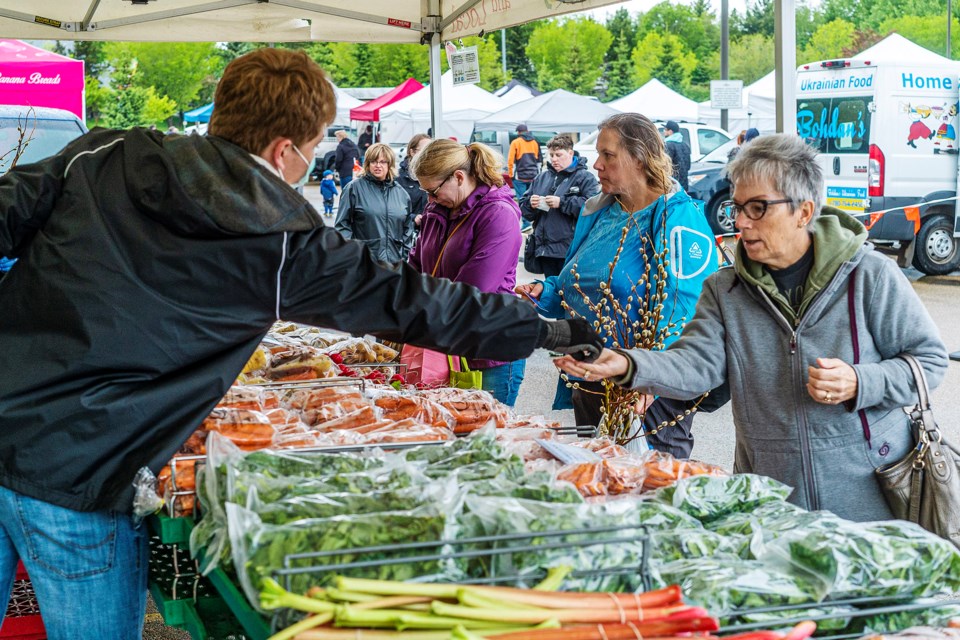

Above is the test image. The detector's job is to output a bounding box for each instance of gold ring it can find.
[584,370,592,380]
[825,392,833,403]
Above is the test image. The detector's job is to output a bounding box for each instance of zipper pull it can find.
[790,333,797,355]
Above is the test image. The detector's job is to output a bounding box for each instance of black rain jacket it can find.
[0,128,542,513]
[334,138,361,179]
[335,173,414,264]
[396,158,428,220]
[518,155,599,259]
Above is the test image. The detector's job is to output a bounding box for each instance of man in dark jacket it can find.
[0,48,600,634]
[519,135,599,277]
[334,129,361,188]
[662,120,691,191]
[357,124,377,159]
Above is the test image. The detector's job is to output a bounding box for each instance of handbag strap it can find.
[847,268,873,448]
[431,213,471,277]
[447,355,471,372]
[899,352,952,485]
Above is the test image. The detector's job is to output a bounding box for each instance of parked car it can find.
[573,121,732,178]
[0,105,87,172]
[687,138,739,235]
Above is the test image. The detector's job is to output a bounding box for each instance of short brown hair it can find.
[363,143,398,181]
[209,48,336,154]
[547,135,574,151]
[410,139,504,188]
[598,113,673,196]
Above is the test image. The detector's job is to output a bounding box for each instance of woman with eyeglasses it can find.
[408,139,526,406]
[335,142,414,264]
[555,133,949,522]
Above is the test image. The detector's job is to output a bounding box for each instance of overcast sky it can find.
[575,0,821,21]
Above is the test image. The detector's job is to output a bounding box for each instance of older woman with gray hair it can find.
[556,133,949,522]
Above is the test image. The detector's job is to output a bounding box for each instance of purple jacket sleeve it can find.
[453,203,520,293]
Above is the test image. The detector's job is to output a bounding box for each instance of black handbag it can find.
[523,230,544,274]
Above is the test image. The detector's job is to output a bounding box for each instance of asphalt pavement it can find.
[143,185,960,637]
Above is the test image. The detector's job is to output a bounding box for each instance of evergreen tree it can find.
[605,8,638,63]
[506,22,540,87]
[604,34,636,101]
[652,38,689,92]
[351,44,374,86]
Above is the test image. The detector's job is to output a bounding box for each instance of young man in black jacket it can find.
[662,120,691,191]
[0,48,599,637]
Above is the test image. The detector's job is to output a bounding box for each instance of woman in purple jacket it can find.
[409,139,526,405]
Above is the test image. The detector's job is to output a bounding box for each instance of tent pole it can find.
[427,0,442,139]
[774,0,796,134]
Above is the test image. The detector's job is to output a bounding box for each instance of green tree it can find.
[144,88,178,126]
[878,15,960,58]
[604,33,637,101]
[527,17,613,94]
[729,33,775,85]
[801,18,857,62]
[505,22,541,87]
[350,43,375,86]
[105,42,218,114]
[84,76,112,126]
[102,86,150,129]
[734,0,774,38]
[840,29,885,58]
[605,8,638,63]
[631,32,698,91]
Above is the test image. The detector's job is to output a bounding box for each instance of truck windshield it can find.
[796,97,870,154]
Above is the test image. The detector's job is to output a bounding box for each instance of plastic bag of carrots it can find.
[419,387,509,434]
[639,450,728,492]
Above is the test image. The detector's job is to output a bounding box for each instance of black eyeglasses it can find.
[720,198,794,220]
[420,173,453,198]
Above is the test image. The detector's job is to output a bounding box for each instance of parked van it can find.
[471,128,563,169]
[796,57,960,274]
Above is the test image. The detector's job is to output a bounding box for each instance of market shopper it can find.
[396,132,431,227]
[335,142,414,264]
[408,139,527,406]
[516,113,717,457]
[0,48,602,639]
[556,133,949,522]
[518,135,600,277]
[334,129,361,188]
[662,120,691,191]
[507,123,542,201]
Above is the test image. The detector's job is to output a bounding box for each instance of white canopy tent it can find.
[378,71,504,144]
[610,79,699,121]
[495,81,539,105]
[0,1,629,135]
[476,89,619,133]
[332,83,363,127]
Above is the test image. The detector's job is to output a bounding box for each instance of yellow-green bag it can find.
[448,356,482,390]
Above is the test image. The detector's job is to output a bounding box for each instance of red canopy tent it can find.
[0,40,85,122]
[349,77,423,122]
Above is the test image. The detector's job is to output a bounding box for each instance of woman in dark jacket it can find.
[518,135,600,277]
[396,133,431,227]
[335,143,414,264]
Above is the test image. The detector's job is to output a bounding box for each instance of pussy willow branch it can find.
[558,204,706,446]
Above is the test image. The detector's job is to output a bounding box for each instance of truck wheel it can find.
[911,214,960,275]
[707,192,735,235]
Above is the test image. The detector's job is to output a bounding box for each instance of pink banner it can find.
[0,40,85,120]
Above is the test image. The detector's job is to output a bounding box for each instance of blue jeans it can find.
[513,179,531,201]
[0,486,148,639]
[340,175,353,189]
[481,360,526,407]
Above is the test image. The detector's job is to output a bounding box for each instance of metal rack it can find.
[270,524,652,629]
[720,595,960,639]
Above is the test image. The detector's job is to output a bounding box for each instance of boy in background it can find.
[320,169,338,216]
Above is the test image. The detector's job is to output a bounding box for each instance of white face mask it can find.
[278,144,315,188]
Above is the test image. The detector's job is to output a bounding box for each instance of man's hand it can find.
[538,318,604,362]
[544,195,561,209]
[554,349,631,380]
[530,195,541,209]
[806,357,858,405]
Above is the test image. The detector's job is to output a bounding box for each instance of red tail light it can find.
[868,144,884,197]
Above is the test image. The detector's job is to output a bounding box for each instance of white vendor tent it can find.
[610,79,699,121]
[476,89,619,133]
[378,71,504,144]
[332,83,363,127]
[495,80,540,106]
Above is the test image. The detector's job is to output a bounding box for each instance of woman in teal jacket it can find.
[517,113,717,456]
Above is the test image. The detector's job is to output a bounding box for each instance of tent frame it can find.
[6,0,798,134]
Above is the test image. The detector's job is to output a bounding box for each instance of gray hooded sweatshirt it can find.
[619,207,948,521]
